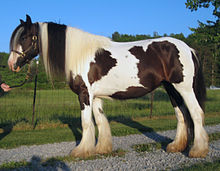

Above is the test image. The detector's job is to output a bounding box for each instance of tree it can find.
[112,32,120,42]
[112,32,153,42]
[185,0,220,22]
[186,0,220,86]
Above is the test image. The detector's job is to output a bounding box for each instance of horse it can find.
[8,15,208,158]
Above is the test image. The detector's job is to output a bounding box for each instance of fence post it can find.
[32,60,39,128]
[150,91,154,118]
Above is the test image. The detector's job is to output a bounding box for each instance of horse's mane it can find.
[38,22,111,80]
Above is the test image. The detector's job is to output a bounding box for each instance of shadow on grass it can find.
[58,116,82,144]
[57,114,173,148]
[109,116,173,143]
[0,118,28,141]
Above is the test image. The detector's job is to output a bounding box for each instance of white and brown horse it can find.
[8,15,208,158]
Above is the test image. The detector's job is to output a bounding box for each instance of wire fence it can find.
[0,86,173,126]
[0,83,220,127]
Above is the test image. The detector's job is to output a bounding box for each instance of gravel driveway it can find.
[0,124,220,170]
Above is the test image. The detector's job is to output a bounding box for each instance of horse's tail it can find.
[178,49,206,141]
[191,49,206,112]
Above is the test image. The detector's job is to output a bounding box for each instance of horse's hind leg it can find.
[163,82,189,152]
[93,98,112,154]
[174,86,209,158]
[167,106,188,152]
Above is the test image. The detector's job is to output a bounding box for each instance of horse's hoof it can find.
[189,146,209,158]
[95,143,112,154]
[70,148,95,158]
[166,140,187,153]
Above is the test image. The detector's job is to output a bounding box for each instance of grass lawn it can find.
[0,89,220,148]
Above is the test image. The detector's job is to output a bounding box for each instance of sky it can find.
[0,0,216,53]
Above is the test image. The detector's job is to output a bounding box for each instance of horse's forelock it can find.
[10,25,24,51]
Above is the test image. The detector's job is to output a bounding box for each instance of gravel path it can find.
[0,124,220,170]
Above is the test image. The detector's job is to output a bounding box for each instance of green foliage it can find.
[185,22,220,86]
[112,31,152,42]
[0,53,28,87]
[185,0,220,86]
[0,52,8,65]
[185,0,220,19]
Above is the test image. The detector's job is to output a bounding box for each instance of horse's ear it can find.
[26,14,32,25]
[20,19,25,25]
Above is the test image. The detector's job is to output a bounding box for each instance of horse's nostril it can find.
[14,64,18,70]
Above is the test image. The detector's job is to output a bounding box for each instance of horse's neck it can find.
[65,27,111,77]
[38,22,111,79]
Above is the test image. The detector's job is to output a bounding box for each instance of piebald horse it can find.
[8,15,208,158]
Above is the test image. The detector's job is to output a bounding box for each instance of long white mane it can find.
[39,22,111,79]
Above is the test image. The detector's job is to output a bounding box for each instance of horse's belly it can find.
[110,86,148,99]
[91,45,151,98]
[92,63,147,98]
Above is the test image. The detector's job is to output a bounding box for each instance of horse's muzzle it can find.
[13,64,21,72]
[13,57,26,72]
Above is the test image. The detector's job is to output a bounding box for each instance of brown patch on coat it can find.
[129,41,184,90]
[88,49,117,84]
[69,72,90,110]
[110,86,148,99]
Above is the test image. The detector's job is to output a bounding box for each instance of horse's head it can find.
[8,15,39,72]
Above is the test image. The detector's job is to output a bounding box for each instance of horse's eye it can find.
[21,36,27,41]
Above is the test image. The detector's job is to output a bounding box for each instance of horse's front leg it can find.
[93,98,112,154]
[70,91,96,158]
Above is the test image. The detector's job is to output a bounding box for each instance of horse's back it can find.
[91,37,193,99]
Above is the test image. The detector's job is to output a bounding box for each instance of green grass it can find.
[0,89,80,124]
[0,89,220,149]
[1,89,219,124]
[0,88,180,124]
[0,127,75,148]
[0,160,30,170]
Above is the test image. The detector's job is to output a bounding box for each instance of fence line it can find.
[0,87,173,125]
